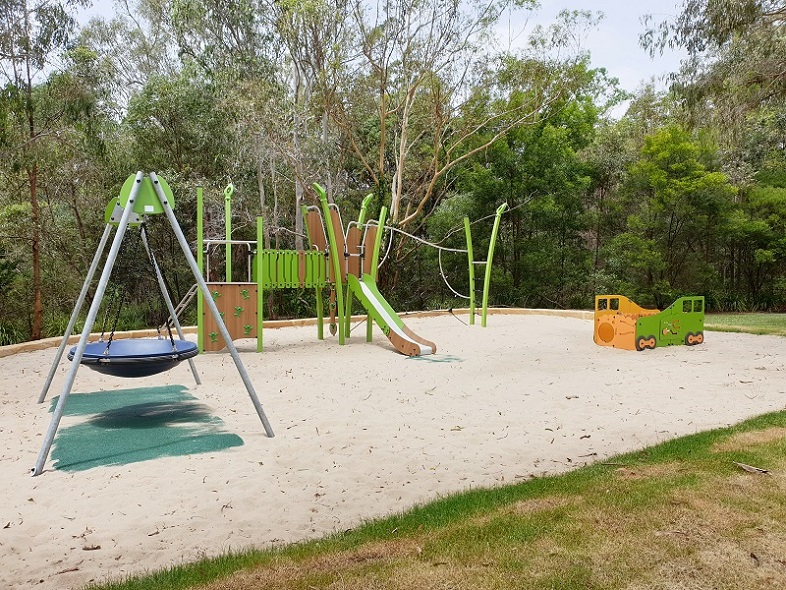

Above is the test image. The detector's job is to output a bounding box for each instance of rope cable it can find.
[438,248,470,300]
[384,225,468,253]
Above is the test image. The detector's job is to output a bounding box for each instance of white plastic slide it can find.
[348,274,436,356]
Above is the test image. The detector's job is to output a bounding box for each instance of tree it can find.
[604,126,736,307]
[643,1,786,141]
[0,0,89,339]
[334,4,603,228]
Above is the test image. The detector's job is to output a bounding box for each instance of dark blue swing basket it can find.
[68,338,199,378]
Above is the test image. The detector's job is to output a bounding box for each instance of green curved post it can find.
[365,204,387,342]
[357,193,374,226]
[197,186,204,351]
[346,193,375,339]
[370,206,387,280]
[464,216,475,325]
[301,203,325,341]
[314,183,346,345]
[224,183,233,282]
[481,203,508,327]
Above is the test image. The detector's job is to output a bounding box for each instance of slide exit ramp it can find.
[347,274,436,356]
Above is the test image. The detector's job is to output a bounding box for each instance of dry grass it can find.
[90,413,786,590]
[712,426,786,453]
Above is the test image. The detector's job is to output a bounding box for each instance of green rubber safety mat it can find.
[48,385,243,472]
[406,354,464,363]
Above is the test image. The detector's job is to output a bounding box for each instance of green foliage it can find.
[124,69,238,177]
[2,0,786,346]
[603,125,736,307]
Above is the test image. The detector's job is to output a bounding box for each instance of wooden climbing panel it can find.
[203,283,258,352]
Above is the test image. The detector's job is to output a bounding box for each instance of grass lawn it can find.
[85,315,786,590]
[705,312,786,336]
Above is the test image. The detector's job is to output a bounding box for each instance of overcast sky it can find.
[507,0,686,94]
[78,0,686,95]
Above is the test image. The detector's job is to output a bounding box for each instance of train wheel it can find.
[685,332,695,345]
[695,331,704,344]
[645,336,657,350]
[636,336,647,351]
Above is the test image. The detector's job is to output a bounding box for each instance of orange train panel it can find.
[594,313,639,350]
[202,283,258,352]
[593,294,659,350]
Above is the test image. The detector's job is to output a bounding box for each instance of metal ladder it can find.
[161,283,199,330]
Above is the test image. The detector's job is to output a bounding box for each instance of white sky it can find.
[515,0,686,93]
[78,0,686,96]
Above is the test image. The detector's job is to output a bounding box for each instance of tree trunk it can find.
[30,162,42,340]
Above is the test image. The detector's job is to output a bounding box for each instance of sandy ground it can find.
[1,313,785,589]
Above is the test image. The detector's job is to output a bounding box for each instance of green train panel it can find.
[634,296,705,351]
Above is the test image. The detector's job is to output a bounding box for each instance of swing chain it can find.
[140,223,177,350]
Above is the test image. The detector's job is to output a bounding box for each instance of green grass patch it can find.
[84,409,786,590]
[705,312,786,336]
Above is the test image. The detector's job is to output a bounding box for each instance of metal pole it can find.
[32,171,145,476]
[38,223,113,404]
[149,172,274,437]
[225,184,233,282]
[197,186,204,352]
[139,228,201,385]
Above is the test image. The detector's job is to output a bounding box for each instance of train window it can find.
[610,298,619,310]
[694,299,703,313]
[683,300,692,313]
[597,298,607,310]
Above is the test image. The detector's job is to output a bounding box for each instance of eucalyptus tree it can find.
[326,5,605,230]
[76,0,180,113]
[643,0,786,110]
[0,0,89,339]
[643,1,786,179]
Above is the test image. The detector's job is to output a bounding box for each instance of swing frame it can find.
[33,172,275,477]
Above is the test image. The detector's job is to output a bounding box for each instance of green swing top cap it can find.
[117,173,175,217]
[105,174,175,224]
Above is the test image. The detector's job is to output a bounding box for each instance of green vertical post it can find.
[355,193,373,340]
[256,215,264,352]
[315,183,346,345]
[481,203,508,327]
[224,184,233,282]
[464,216,475,326]
[197,186,205,351]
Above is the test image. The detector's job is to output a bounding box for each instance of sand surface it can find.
[1,313,784,589]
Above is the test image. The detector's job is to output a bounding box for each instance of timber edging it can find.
[0,308,592,357]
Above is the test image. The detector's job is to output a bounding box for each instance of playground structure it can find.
[593,294,705,351]
[195,183,507,356]
[34,172,275,477]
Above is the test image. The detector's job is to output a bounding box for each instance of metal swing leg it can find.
[37,223,114,404]
[32,172,145,476]
[149,173,274,438]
